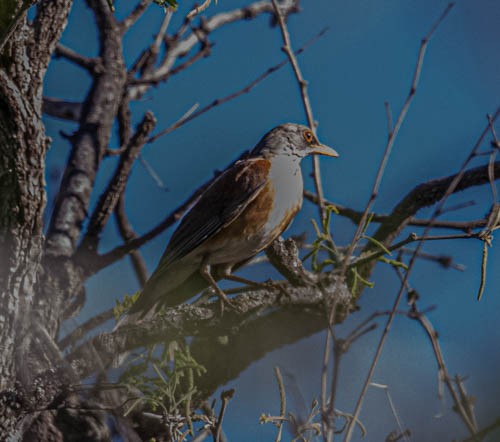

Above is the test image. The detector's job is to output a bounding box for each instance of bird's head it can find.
[251,123,339,160]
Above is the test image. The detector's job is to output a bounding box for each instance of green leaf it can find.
[378,256,408,270]
[351,268,374,288]
[362,234,391,255]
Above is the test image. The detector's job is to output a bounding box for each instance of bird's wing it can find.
[159,157,271,268]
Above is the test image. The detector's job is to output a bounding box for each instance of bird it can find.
[120,123,338,325]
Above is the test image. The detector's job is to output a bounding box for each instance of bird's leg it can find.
[222,272,262,287]
[221,267,281,291]
[199,260,231,312]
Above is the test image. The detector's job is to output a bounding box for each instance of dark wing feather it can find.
[158,158,271,267]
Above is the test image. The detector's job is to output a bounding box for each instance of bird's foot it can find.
[206,284,240,315]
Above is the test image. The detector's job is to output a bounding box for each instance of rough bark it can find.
[0,0,72,437]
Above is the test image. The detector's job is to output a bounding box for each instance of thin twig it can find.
[274,366,286,442]
[369,383,410,442]
[58,308,115,350]
[79,112,156,254]
[120,0,153,32]
[115,194,149,287]
[215,389,234,442]
[486,114,499,202]
[304,190,489,232]
[271,0,326,220]
[54,44,103,74]
[340,3,456,282]
[351,231,479,269]
[147,27,329,144]
[344,106,500,442]
[399,248,465,271]
[460,417,500,442]
[187,0,215,19]
[128,0,300,101]
[86,175,211,275]
[130,40,213,86]
[408,309,477,435]
[343,96,497,440]
[138,154,168,190]
[343,9,461,439]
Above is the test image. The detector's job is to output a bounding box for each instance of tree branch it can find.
[120,0,152,32]
[78,111,156,255]
[114,194,149,287]
[54,44,103,74]
[304,190,488,231]
[127,0,300,100]
[45,0,126,257]
[66,273,351,384]
[84,172,211,276]
[42,97,83,121]
[271,0,326,219]
[372,160,500,247]
[148,26,328,144]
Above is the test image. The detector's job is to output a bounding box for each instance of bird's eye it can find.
[303,130,314,143]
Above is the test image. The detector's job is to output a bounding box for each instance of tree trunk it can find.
[0,0,72,437]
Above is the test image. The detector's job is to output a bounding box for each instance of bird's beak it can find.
[310,143,339,158]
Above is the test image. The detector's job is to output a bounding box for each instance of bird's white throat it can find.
[266,153,304,227]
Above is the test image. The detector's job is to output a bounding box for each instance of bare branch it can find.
[369,137,500,252]
[304,190,489,232]
[187,0,215,20]
[127,0,300,100]
[460,417,500,442]
[58,308,115,350]
[115,195,149,287]
[340,2,456,284]
[45,0,126,257]
[54,44,103,74]
[84,174,212,275]
[66,274,351,382]
[215,389,234,442]
[148,27,328,144]
[42,97,82,121]
[408,308,477,434]
[120,0,153,32]
[79,111,156,254]
[271,0,326,220]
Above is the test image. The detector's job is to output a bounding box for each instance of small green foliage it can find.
[361,212,375,235]
[154,0,179,9]
[362,234,391,255]
[113,291,141,321]
[378,256,408,270]
[121,342,207,436]
[106,0,178,13]
[351,267,374,289]
[303,205,340,271]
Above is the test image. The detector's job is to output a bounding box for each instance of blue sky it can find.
[43,0,500,440]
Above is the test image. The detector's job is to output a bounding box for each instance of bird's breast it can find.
[204,156,303,265]
[261,156,303,237]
